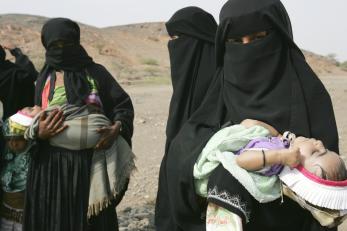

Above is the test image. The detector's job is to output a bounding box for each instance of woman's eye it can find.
[227,38,242,44]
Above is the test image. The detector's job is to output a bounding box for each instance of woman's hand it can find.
[95,121,122,150]
[38,110,68,140]
[1,42,16,50]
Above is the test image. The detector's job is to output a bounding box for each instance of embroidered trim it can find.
[207,186,250,222]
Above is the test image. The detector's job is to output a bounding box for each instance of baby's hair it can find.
[322,156,347,181]
[335,156,347,181]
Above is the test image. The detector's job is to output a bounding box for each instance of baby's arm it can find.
[241,119,280,137]
[235,148,300,171]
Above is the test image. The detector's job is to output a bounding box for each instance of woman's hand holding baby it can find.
[95,121,122,150]
[38,110,68,140]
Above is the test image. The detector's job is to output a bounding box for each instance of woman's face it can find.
[227,31,268,45]
[291,137,341,179]
[21,106,42,117]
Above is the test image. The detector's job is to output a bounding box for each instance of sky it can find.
[1,0,347,61]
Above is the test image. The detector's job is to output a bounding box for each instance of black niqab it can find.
[159,0,339,230]
[155,7,218,230]
[165,7,217,152]
[35,18,94,106]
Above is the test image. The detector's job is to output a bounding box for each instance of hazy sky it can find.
[1,0,347,61]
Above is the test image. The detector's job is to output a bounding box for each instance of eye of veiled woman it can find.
[227,31,269,45]
[51,40,75,48]
[170,35,180,40]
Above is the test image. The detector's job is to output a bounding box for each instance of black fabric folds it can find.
[164,7,217,153]
[158,0,339,230]
[155,7,218,230]
[166,7,217,43]
[0,46,37,120]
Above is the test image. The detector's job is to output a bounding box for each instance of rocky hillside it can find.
[0,14,345,84]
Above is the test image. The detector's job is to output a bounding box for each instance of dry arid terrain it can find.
[1,14,347,230]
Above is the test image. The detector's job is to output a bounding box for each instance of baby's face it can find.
[21,105,42,117]
[7,137,28,154]
[291,137,341,180]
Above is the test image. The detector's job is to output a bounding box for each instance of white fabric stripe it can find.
[9,113,33,127]
[279,166,347,210]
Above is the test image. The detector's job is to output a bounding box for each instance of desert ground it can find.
[115,74,347,230]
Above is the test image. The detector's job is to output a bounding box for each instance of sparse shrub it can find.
[141,58,159,66]
[339,61,347,71]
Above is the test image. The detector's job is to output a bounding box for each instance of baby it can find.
[235,119,346,182]
[194,119,347,229]
[3,104,135,219]
[19,104,111,150]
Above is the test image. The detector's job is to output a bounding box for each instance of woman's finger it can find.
[39,111,47,121]
[96,127,110,133]
[48,110,63,128]
[45,110,58,124]
[52,118,64,131]
[54,124,68,135]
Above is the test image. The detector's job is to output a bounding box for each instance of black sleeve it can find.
[88,64,134,146]
[10,48,38,83]
[207,165,253,225]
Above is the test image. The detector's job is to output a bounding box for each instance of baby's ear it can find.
[312,166,324,179]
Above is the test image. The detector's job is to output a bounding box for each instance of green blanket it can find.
[194,125,281,203]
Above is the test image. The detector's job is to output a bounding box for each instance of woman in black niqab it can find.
[155,7,217,230]
[164,6,217,152]
[23,18,134,231]
[159,0,339,230]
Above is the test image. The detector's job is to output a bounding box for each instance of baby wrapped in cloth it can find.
[21,104,135,217]
[194,123,347,228]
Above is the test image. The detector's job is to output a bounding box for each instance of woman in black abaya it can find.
[158,0,339,230]
[23,18,134,231]
[0,44,37,121]
[155,7,217,229]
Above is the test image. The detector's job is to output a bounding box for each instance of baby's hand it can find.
[279,147,301,168]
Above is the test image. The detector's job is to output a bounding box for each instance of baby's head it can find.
[291,137,347,181]
[1,107,40,153]
[20,105,42,118]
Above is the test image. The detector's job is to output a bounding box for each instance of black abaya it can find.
[0,46,38,120]
[155,7,217,230]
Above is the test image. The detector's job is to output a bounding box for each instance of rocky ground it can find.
[116,75,347,230]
